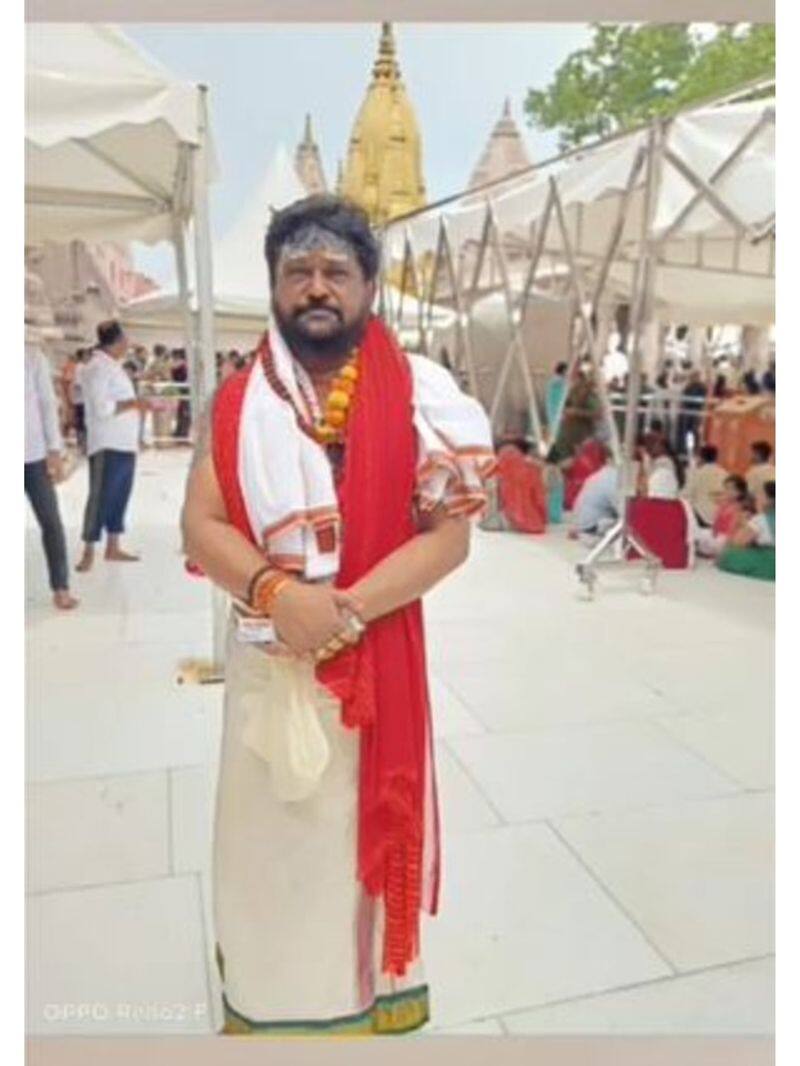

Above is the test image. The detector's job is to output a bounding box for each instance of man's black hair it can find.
[764,479,775,502]
[264,194,380,285]
[751,440,772,463]
[554,361,568,375]
[699,444,718,463]
[96,320,124,349]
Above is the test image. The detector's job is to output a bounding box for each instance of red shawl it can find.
[212,316,440,977]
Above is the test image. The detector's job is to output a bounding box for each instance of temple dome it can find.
[294,113,327,195]
[468,98,532,190]
[340,23,427,225]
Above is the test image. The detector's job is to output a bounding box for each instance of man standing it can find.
[76,320,148,572]
[171,349,192,441]
[677,369,709,456]
[70,350,89,454]
[182,195,494,1036]
[25,330,78,610]
[545,361,568,429]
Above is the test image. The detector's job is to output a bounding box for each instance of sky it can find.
[126,22,592,284]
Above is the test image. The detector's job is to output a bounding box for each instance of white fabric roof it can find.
[123,143,306,330]
[26,24,216,245]
[384,99,775,325]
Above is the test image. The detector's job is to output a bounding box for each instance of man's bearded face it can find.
[272,228,375,360]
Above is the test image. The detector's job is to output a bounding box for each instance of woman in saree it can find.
[495,440,548,534]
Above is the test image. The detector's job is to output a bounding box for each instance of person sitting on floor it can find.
[732,479,775,549]
[683,444,728,528]
[494,439,548,534]
[543,447,565,525]
[563,437,607,510]
[745,440,776,503]
[696,474,751,557]
[568,444,618,539]
[642,433,683,499]
[717,480,775,582]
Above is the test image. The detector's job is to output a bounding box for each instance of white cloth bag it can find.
[233,641,337,802]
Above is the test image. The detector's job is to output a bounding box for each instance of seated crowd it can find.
[487,429,775,582]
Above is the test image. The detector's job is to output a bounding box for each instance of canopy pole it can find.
[172,219,197,412]
[192,86,217,420]
[576,120,666,599]
[191,84,226,673]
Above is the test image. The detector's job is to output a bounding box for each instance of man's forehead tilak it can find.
[277,223,357,271]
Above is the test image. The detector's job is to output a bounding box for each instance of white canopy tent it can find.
[380,87,774,593]
[26,23,219,411]
[123,141,459,353]
[26,23,226,663]
[122,142,307,349]
[381,92,775,450]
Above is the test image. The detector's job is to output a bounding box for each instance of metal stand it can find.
[575,510,662,601]
[576,120,664,600]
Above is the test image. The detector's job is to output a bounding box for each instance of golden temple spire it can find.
[373,21,400,81]
[340,22,427,226]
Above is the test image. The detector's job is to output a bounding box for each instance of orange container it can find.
[705,395,776,476]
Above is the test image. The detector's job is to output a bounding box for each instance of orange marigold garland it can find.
[311,358,359,445]
[260,335,360,449]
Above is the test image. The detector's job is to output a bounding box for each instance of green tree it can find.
[526,23,774,151]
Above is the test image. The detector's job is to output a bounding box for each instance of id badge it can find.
[235,615,277,645]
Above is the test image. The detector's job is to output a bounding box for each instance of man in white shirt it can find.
[76,321,150,573]
[643,434,681,499]
[24,333,78,610]
[683,444,728,527]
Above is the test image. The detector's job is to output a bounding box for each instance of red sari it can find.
[496,446,547,533]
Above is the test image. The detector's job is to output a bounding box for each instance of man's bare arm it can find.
[345,506,470,624]
[181,452,267,601]
[181,453,359,654]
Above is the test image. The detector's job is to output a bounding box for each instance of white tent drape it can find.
[26,23,224,665]
[121,142,307,344]
[26,24,218,245]
[382,97,775,327]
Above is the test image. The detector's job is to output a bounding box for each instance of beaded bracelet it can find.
[246,564,273,608]
[251,569,295,617]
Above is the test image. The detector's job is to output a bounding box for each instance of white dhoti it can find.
[212,630,429,1035]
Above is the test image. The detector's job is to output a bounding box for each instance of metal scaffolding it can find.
[378,87,774,597]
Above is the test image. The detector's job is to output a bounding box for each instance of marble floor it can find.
[25,449,774,1036]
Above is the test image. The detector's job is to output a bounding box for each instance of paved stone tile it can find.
[502,956,774,1034]
[27,772,169,894]
[425,823,670,1028]
[553,793,774,971]
[449,719,741,823]
[27,876,212,1035]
